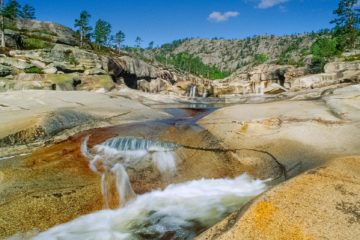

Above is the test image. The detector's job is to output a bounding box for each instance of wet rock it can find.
[197,156,360,240]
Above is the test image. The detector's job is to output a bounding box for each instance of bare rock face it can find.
[14,18,78,46]
[197,156,360,240]
[210,64,295,96]
[108,56,209,95]
[290,61,360,91]
[10,44,104,72]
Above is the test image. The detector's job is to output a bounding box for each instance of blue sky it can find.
[19,0,339,47]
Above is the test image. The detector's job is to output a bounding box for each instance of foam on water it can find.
[81,136,179,207]
[33,174,267,240]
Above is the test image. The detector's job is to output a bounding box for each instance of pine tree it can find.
[147,41,154,49]
[74,11,92,47]
[114,30,125,51]
[94,19,112,48]
[19,4,35,19]
[331,0,360,49]
[4,0,21,19]
[135,36,142,48]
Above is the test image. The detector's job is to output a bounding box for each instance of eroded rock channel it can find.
[0,107,283,239]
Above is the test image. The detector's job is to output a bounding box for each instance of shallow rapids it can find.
[81,136,179,207]
[32,174,267,240]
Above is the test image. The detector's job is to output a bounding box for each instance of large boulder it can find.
[197,156,360,240]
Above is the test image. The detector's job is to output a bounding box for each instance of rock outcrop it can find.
[197,156,360,240]
[0,90,168,152]
[108,56,210,95]
[199,84,360,178]
[4,18,78,49]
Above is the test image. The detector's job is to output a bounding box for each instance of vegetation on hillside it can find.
[155,52,230,80]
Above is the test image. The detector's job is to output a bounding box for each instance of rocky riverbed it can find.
[0,84,359,239]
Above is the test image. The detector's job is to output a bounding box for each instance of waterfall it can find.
[81,136,179,208]
[202,89,208,98]
[189,85,197,98]
[32,174,267,240]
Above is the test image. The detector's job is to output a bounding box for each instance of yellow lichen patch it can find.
[278,225,313,240]
[248,201,313,240]
[239,122,249,133]
[252,201,278,231]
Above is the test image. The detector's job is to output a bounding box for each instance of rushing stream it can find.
[31,174,266,240]
[24,135,267,240]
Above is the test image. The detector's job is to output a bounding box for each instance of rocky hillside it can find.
[0,18,209,96]
[144,34,322,73]
[0,18,359,98]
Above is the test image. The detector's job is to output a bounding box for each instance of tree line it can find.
[74,10,155,51]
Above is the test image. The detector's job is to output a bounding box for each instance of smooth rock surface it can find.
[199,84,360,177]
[197,156,360,240]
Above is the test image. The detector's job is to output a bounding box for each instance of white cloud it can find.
[258,0,288,9]
[208,11,239,22]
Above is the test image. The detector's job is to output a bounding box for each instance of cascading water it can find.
[188,85,197,98]
[81,136,179,207]
[32,174,267,240]
[12,136,269,240]
[202,89,208,98]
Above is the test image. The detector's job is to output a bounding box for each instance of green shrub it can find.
[311,38,339,59]
[23,38,52,50]
[310,37,339,73]
[254,53,268,65]
[24,66,43,74]
[155,52,230,80]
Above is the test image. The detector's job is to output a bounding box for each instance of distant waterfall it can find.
[81,136,179,207]
[202,89,208,98]
[189,85,197,98]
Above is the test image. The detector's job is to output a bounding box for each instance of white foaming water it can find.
[189,85,197,98]
[81,136,179,207]
[33,174,267,240]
